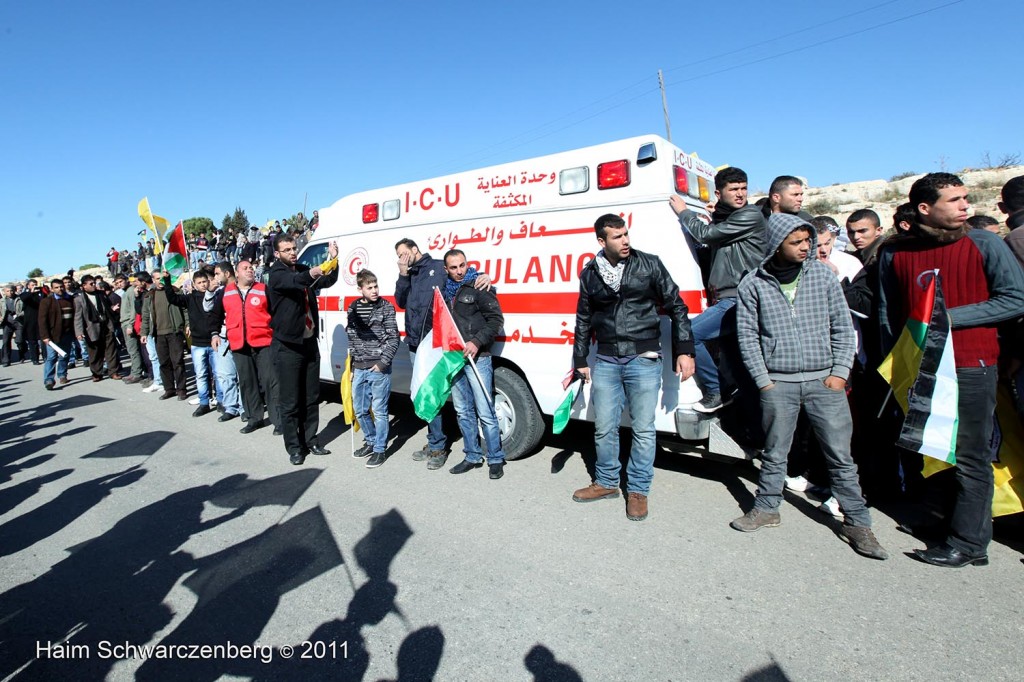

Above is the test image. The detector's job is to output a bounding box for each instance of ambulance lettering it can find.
[404,183,460,212]
[468,253,595,285]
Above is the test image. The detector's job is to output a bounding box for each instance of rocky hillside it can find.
[755,166,1023,235]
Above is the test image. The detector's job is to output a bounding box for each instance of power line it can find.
[430,0,964,175]
[665,0,965,89]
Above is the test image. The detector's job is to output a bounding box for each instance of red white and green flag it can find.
[163,221,189,277]
[877,269,958,465]
[553,369,582,435]
[411,289,466,422]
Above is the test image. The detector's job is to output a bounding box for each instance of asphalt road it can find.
[1,358,1022,682]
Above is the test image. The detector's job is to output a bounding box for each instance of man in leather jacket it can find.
[571,214,695,521]
[441,249,507,480]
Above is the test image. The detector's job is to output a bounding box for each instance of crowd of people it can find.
[4,172,1024,568]
[100,211,320,277]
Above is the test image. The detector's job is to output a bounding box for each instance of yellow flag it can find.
[320,256,338,275]
[137,197,170,255]
[922,385,1024,517]
[340,354,359,431]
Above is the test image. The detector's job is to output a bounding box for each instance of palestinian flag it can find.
[877,269,958,465]
[410,288,466,422]
[553,369,582,435]
[163,222,189,276]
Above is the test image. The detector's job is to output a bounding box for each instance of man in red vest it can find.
[879,172,1024,568]
[214,259,280,435]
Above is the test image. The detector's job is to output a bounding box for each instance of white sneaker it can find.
[210,398,218,407]
[784,475,811,492]
[188,397,201,405]
[819,496,844,520]
[143,384,162,394]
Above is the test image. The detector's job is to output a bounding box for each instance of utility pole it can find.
[658,69,672,143]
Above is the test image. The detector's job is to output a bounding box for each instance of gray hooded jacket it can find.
[736,213,855,389]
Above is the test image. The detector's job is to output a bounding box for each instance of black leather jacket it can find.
[573,249,694,368]
[449,283,503,357]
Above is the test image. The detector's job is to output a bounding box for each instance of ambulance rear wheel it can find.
[494,367,544,461]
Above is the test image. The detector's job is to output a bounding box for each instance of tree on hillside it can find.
[182,217,215,238]
[221,207,250,234]
[27,267,44,278]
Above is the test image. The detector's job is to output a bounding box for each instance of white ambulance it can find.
[301,135,751,461]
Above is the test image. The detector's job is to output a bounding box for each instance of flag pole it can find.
[877,386,893,419]
[349,350,355,457]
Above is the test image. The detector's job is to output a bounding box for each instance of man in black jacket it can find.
[72,275,122,381]
[267,234,339,465]
[163,269,218,417]
[395,238,491,468]
[441,249,507,480]
[19,279,44,365]
[571,214,695,521]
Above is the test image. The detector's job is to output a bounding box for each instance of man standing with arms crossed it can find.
[268,235,339,465]
[571,214,695,521]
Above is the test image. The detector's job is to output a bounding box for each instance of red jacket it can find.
[222,283,273,350]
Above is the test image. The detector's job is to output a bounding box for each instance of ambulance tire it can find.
[493,366,544,461]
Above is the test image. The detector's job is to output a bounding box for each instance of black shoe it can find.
[309,444,331,456]
[45,382,55,390]
[366,451,387,468]
[352,444,373,458]
[489,462,505,480]
[693,392,730,414]
[240,420,264,434]
[449,459,483,474]
[192,405,212,418]
[911,544,988,568]
[158,390,176,400]
[289,451,306,466]
[272,427,283,436]
[218,412,238,422]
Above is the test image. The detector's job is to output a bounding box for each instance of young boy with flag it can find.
[733,213,888,560]
[345,269,399,468]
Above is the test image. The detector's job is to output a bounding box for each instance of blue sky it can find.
[1,0,1018,282]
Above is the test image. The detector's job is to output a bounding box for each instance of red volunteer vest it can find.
[222,283,273,350]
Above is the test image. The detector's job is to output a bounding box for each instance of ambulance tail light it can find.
[362,203,379,223]
[698,177,710,202]
[597,160,630,189]
[687,170,700,199]
[673,165,689,195]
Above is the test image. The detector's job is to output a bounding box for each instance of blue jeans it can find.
[756,379,871,527]
[353,367,392,453]
[191,345,215,406]
[451,356,505,464]
[592,356,662,495]
[409,349,447,451]
[146,335,163,389]
[43,333,72,385]
[212,343,241,416]
[691,297,736,396]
